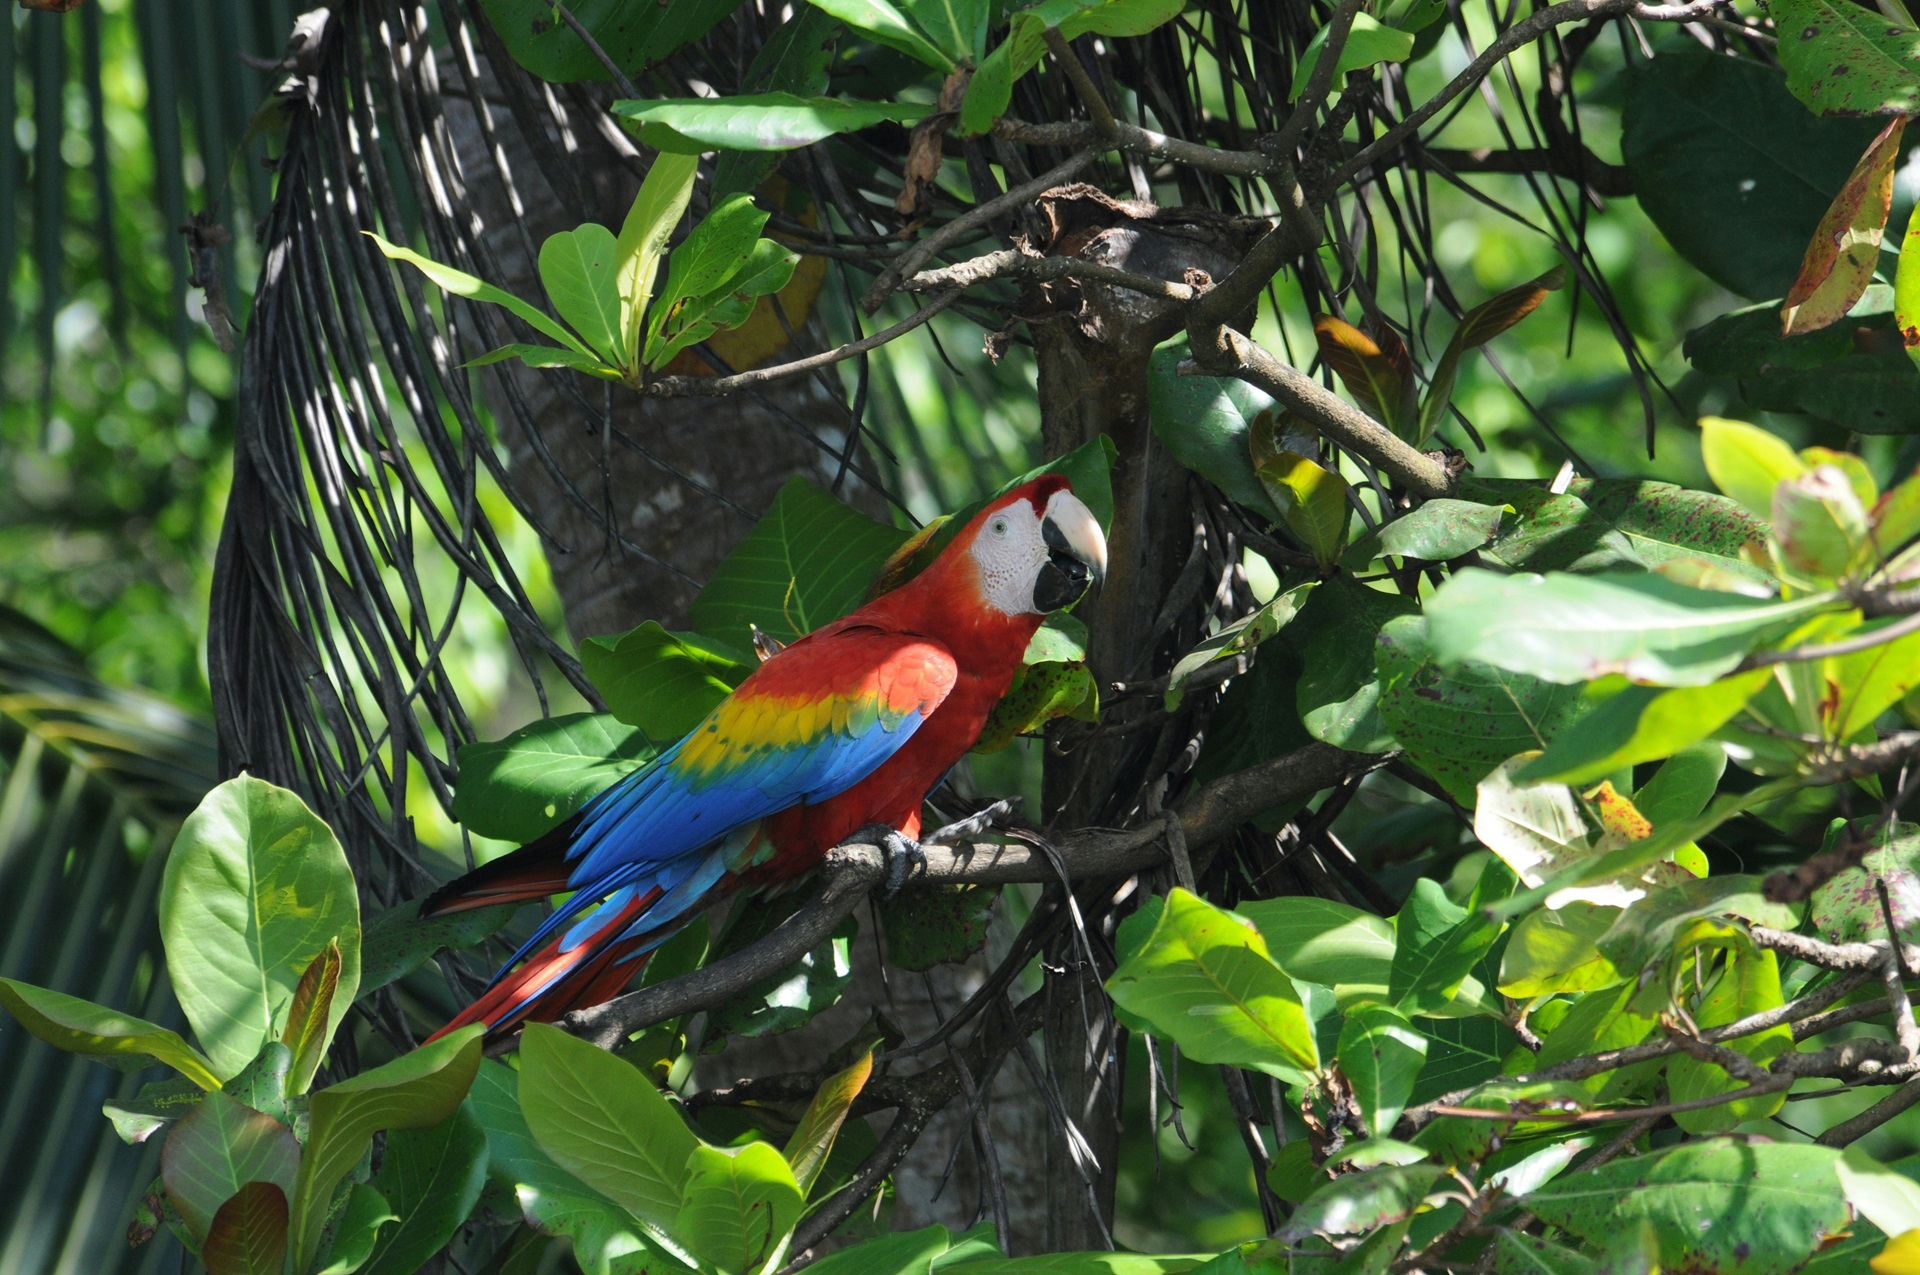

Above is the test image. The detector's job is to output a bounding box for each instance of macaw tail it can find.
[418,818,579,918]
[422,884,666,1044]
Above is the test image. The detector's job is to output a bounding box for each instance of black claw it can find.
[925,797,1018,846]
[882,831,926,898]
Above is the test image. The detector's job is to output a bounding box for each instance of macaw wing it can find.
[565,624,958,886]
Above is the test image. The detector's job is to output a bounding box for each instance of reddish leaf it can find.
[1782,117,1907,336]
[1418,263,1567,442]
[161,1091,301,1240]
[1313,315,1417,437]
[201,1182,290,1275]
[279,939,341,1096]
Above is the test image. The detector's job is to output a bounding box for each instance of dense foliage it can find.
[22,0,1920,1271]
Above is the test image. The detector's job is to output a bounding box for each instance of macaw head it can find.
[960,476,1108,616]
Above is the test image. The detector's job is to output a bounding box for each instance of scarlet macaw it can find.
[422,475,1107,1041]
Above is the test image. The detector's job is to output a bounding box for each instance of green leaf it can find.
[1701,416,1812,518]
[1338,1005,1427,1137]
[1782,118,1907,335]
[290,1028,484,1272]
[360,1105,490,1275]
[806,0,955,68]
[1531,981,1662,1100]
[538,223,625,370]
[1344,500,1508,568]
[1259,452,1350,568]
[1774,463,1872,581]
[315,1184,397,1275]
[617,93,930,155]
[1563,477,1772,574]
[961,0,1185,133]
[974,663,1097,751]
[1458,481,1644,575]
[452,712,657,843]
[1633,743,1728,830]
[358,896,521,995]
[712,8,848,200]
[1278,1164,1443,1241]
[1165,583,1314,709]
[367,233,595,358]
[801,1225,956,1275]
[465,342,621,378]
[647,237,799,369]
[1899,194,1920,379]
[580,622,751,743]
[677,1141,807,1275]
[1770,0,1920,116]
[1471,757,1594,891]
[1526,1141,1848,1275]
[1837,1147,1920,1239]
[1597,874,1800,977]
[1375,615,1591,804]
[1409,1016,1518,1106]
[1685,296,1920,435]
[1423,568,1837,687]
[1234,896,1395,1003]
[277,940,340,1097]
[1516,670,1767,786]
[903,0,990,63]
[1296,576,1419,753]
[615,153,699,368]
[200,1181,290,1275]
[160,1089,301,1240]
[1493,1233,1596,1275]
[1289,13,1415,102]
[517,1022,700,1239]
[1389,866,1515,1016]
[785,1051,872,1196]
[1146,345,1283,521]
[876,884,999,969]
[514,1180,688,1275]
[1622,41,1885,298]
[689,476,911,649]
[1105,889,1320,1082]
[477,0,741,83]
[651,194,774,327]
[1497,902,1622,998]
[160,775,362,1082]
[0,977,223,1090]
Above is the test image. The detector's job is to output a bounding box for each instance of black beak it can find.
[1033,515,1097,612]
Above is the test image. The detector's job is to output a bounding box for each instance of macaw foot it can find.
[925,798,1018,846]
[848,823,926,897]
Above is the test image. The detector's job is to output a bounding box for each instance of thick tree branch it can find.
[560,741,1368,1050]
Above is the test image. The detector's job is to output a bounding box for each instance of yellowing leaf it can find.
[1587,781,1653,846]
[1782,117,1906,336]
[1258,451,1351,569]
[1700,417,1809,518]
[1875,1228,1920,1275]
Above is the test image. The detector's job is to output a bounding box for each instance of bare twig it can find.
[1752,926,1920,973]
[900,248,1199,302]
[993,117,1276,177]
[1274,0,1366,154]
[1743,612,1920,669]
[1818,1075,1920,1147]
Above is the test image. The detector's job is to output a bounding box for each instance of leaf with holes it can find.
[876,884,998,971]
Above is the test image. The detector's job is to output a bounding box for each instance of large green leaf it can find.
[1234,896,1395,1003]
[616,93,931,153]
[289,1028,484,1271]
[711,8,847,200]
[1105,889,1320,1083]
[1595,874,1799,976]
[1686,298,1920,435]
[784,1052,871,1197]
[1389,868,1513,1016]
[689,476,910,649]
[1564,478,1772,572]
[1770,0,1920,116]
[579,622,751,743]
[1296,576,1419,753]
[1667,946,1791,1133]
[159,775,362,1082]
[677,1141,806,1275]
[538,224,624,368]
[359,1105,489,1275]
[1337,1005,1427,1138]
[1526,1141,1849,1275]
[1457,480,1644,575]
[1516,670,1767,786]
[159,1089,300,1240]
[0,977,222,1090]
[807,0,956,68]
[478,0,743,83]
[452,712,657,843]
[1408,1016,1515,1105]
[1278,1164,1443,1241]
[1146,345,1283,521]
[1622,41,1883,298]
[357,897,520,996]
[1423,569,1836,687]
[1375,615,1590,804]
[517,1023,701,1239]
[367,235,595,358]
[1497,902,1622,998]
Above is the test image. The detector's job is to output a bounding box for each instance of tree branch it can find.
[992,117,1277,178]
[900,248,1199,302]
[559,742,1369,1050]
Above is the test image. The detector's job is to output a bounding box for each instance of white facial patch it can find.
[969,501,1050,616]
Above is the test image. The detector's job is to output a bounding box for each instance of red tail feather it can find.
[423,884,663,1044]
[420,818,576,917]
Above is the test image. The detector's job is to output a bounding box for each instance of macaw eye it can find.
[990,517,1009,536]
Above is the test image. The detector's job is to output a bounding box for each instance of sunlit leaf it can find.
[1781,118,1906,335]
